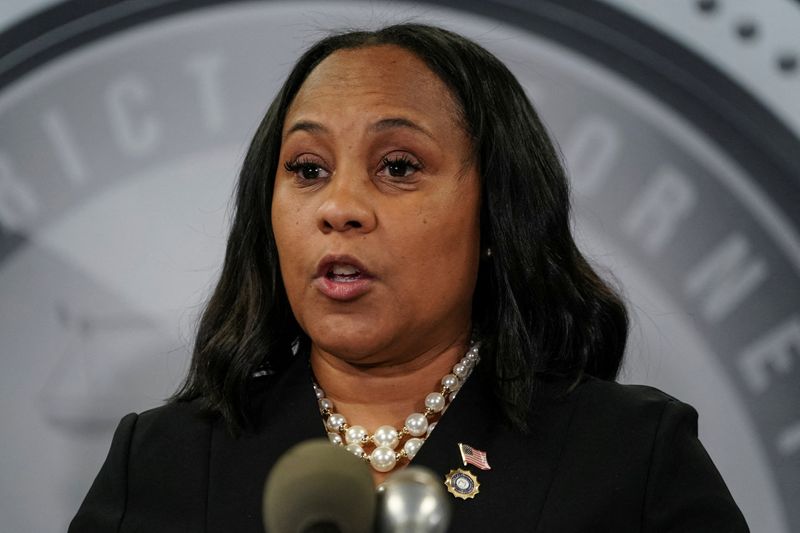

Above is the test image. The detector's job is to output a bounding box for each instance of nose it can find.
[316,172,377,234]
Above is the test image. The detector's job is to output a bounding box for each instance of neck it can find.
[309,333,471,431]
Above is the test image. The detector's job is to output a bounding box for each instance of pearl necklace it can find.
[313,341,480,473]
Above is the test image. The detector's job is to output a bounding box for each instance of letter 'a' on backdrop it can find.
[0,1,797,531]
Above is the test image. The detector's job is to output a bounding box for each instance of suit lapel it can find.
[206,355,326,532]
[412,370,579,531]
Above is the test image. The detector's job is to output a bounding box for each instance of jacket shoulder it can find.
[537,377,748,531]
[124,400,213,529]
[570,376,690,425]
[69,399,214,532]
[577,376,680,405]
[134,399,214,441]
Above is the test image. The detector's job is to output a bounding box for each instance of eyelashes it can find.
[378,154,422,179]
[282,153,423,183]
[283,157,328,181]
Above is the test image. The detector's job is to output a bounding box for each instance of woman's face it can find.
[272,45,481,366]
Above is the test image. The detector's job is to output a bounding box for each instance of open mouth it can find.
[315,256,373,300]
[326,263,363,282]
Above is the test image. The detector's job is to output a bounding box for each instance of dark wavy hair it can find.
[172,23,628,433]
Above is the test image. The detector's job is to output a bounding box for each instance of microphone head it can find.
[375,466,451,533]
[263,439,375,533]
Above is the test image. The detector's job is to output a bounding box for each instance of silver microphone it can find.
[375,466,451,533]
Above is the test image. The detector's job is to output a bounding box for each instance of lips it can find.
[314,255,374,301]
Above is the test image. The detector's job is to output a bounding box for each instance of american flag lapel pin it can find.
[445,443,489,500]
[458,442,491,470]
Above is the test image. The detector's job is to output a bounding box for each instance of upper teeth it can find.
[331,264,359,276]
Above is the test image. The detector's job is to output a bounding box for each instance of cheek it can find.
[271,191,308,286]
[272,183,313,243]
[395,191,481,291]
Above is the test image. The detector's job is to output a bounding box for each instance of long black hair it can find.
[172,23,628,432]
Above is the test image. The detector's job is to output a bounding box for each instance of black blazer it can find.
[69,354,748,532]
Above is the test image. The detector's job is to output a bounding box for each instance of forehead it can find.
[285,45,463,128]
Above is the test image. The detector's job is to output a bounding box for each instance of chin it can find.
[305,319,398,363]
[314,333,390,362]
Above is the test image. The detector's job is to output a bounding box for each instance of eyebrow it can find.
[284,120,325,138]
[283,117,434,140]
[369,117,434,139]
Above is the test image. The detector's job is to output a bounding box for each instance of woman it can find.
[70,24,748,531]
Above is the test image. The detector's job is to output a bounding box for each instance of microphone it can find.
[375,467,451,533]
[263,439,376,533]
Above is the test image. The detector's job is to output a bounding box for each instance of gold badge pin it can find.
[444,468,480,500]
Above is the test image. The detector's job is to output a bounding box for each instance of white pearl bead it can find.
[327,432,342,445]
[372,425,399,448]
[370,446,397,472]
[344,443,364,457]
[314,386,325,399]
[345,425,367,444]
[403,438,424,459]
[460,356,474,369]
[426,422,437,436]
[453,363,468,378]
[404,413,429,437]
[425,392,446,413]
[326,413,346,432]
[318,398,333,411]
[441,374,461,391]
[466,349,479,362]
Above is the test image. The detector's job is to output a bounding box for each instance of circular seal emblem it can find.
[445,468,480,500]
[0,1,797,531]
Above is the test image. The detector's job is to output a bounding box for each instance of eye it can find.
[378,154,423,179]
[283,157,330,181]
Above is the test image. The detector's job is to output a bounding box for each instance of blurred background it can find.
[0,1,798,531]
